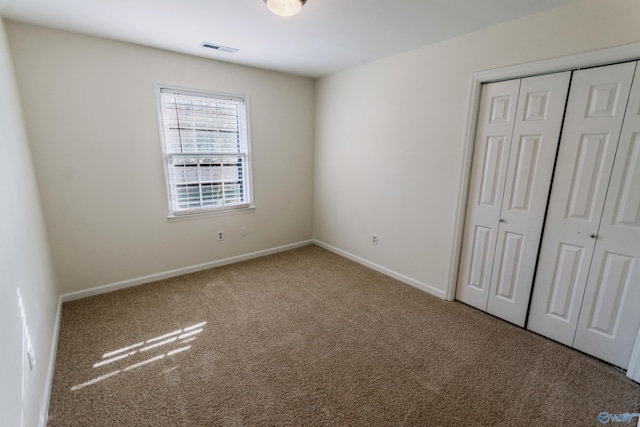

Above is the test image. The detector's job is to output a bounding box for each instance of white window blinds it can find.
[158,87,252,216]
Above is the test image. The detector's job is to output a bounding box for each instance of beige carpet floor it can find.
[47,244,640,426]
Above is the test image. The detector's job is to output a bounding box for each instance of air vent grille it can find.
[201,42,239,54]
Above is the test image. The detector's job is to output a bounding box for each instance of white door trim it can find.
[447,41,640,301]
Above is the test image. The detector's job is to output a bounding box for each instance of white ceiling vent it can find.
[201,42,239,54]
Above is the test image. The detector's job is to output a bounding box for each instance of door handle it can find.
[499,218,505,223]
[590,234,597,239]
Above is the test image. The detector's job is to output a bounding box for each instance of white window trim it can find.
[165,205,257,222]
[154,83,256,220]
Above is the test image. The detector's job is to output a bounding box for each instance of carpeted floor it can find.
[47,244,640,426]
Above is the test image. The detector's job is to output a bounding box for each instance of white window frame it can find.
[155,84,255,219]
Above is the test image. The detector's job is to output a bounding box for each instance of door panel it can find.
[546,243,586,321]
[494,231,525,301]
[583,252,632,335]
[613,133,640,226]
[565,134,611,220]
[456,80,520,310]
[586,82,625,118]
[486,72,571,326]
[574,63,640,369]
[467,226,493,291]
[479,136,509,207]
[527,62,637,345]
[508,135,541,211]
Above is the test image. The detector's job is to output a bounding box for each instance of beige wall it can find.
[0,17,59,426]
[7,1,640,423]
[314,0,640,295]
[7,21,315,294]
[10,0,640,300]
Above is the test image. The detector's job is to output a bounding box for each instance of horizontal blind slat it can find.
[160,87,250,214]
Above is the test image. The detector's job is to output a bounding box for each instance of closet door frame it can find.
[449,42,640,380]
[449,41,640,303]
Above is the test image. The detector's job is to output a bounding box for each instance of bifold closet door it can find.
[456,79,519,311]
[457,72,570,326]
[485,72,570,326]
[527,62,637,349]
[573,64,640,369]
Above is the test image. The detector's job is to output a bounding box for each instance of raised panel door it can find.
[527,62,636,345]
[486,72,571,326]
[574,64,640,369]
[456,80,520,310]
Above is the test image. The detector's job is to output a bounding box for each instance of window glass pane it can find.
[159,88,250,215]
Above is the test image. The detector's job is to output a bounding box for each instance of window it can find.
[157,86,253,217]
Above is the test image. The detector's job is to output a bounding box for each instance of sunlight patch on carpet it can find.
[72,321,207,391]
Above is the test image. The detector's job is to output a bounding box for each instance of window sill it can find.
[167,205,257,222]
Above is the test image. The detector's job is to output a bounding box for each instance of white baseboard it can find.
[313,240,446,300]
[60,240,314,302]
[40,295,63,427]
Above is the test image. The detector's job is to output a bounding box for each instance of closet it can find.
[457,61,640,370]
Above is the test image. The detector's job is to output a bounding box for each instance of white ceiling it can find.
[0,0,578,78]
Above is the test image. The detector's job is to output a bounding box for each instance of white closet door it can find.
[527,62,636,345]
[573,62,640,369]
[456,80,520,310]
[486,72,570,326]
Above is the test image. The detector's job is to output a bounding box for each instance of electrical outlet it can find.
[372,234,378,245]
[240,226,247,237]
[217,230,224,241]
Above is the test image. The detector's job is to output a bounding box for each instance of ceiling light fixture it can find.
[263,0,307,17]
